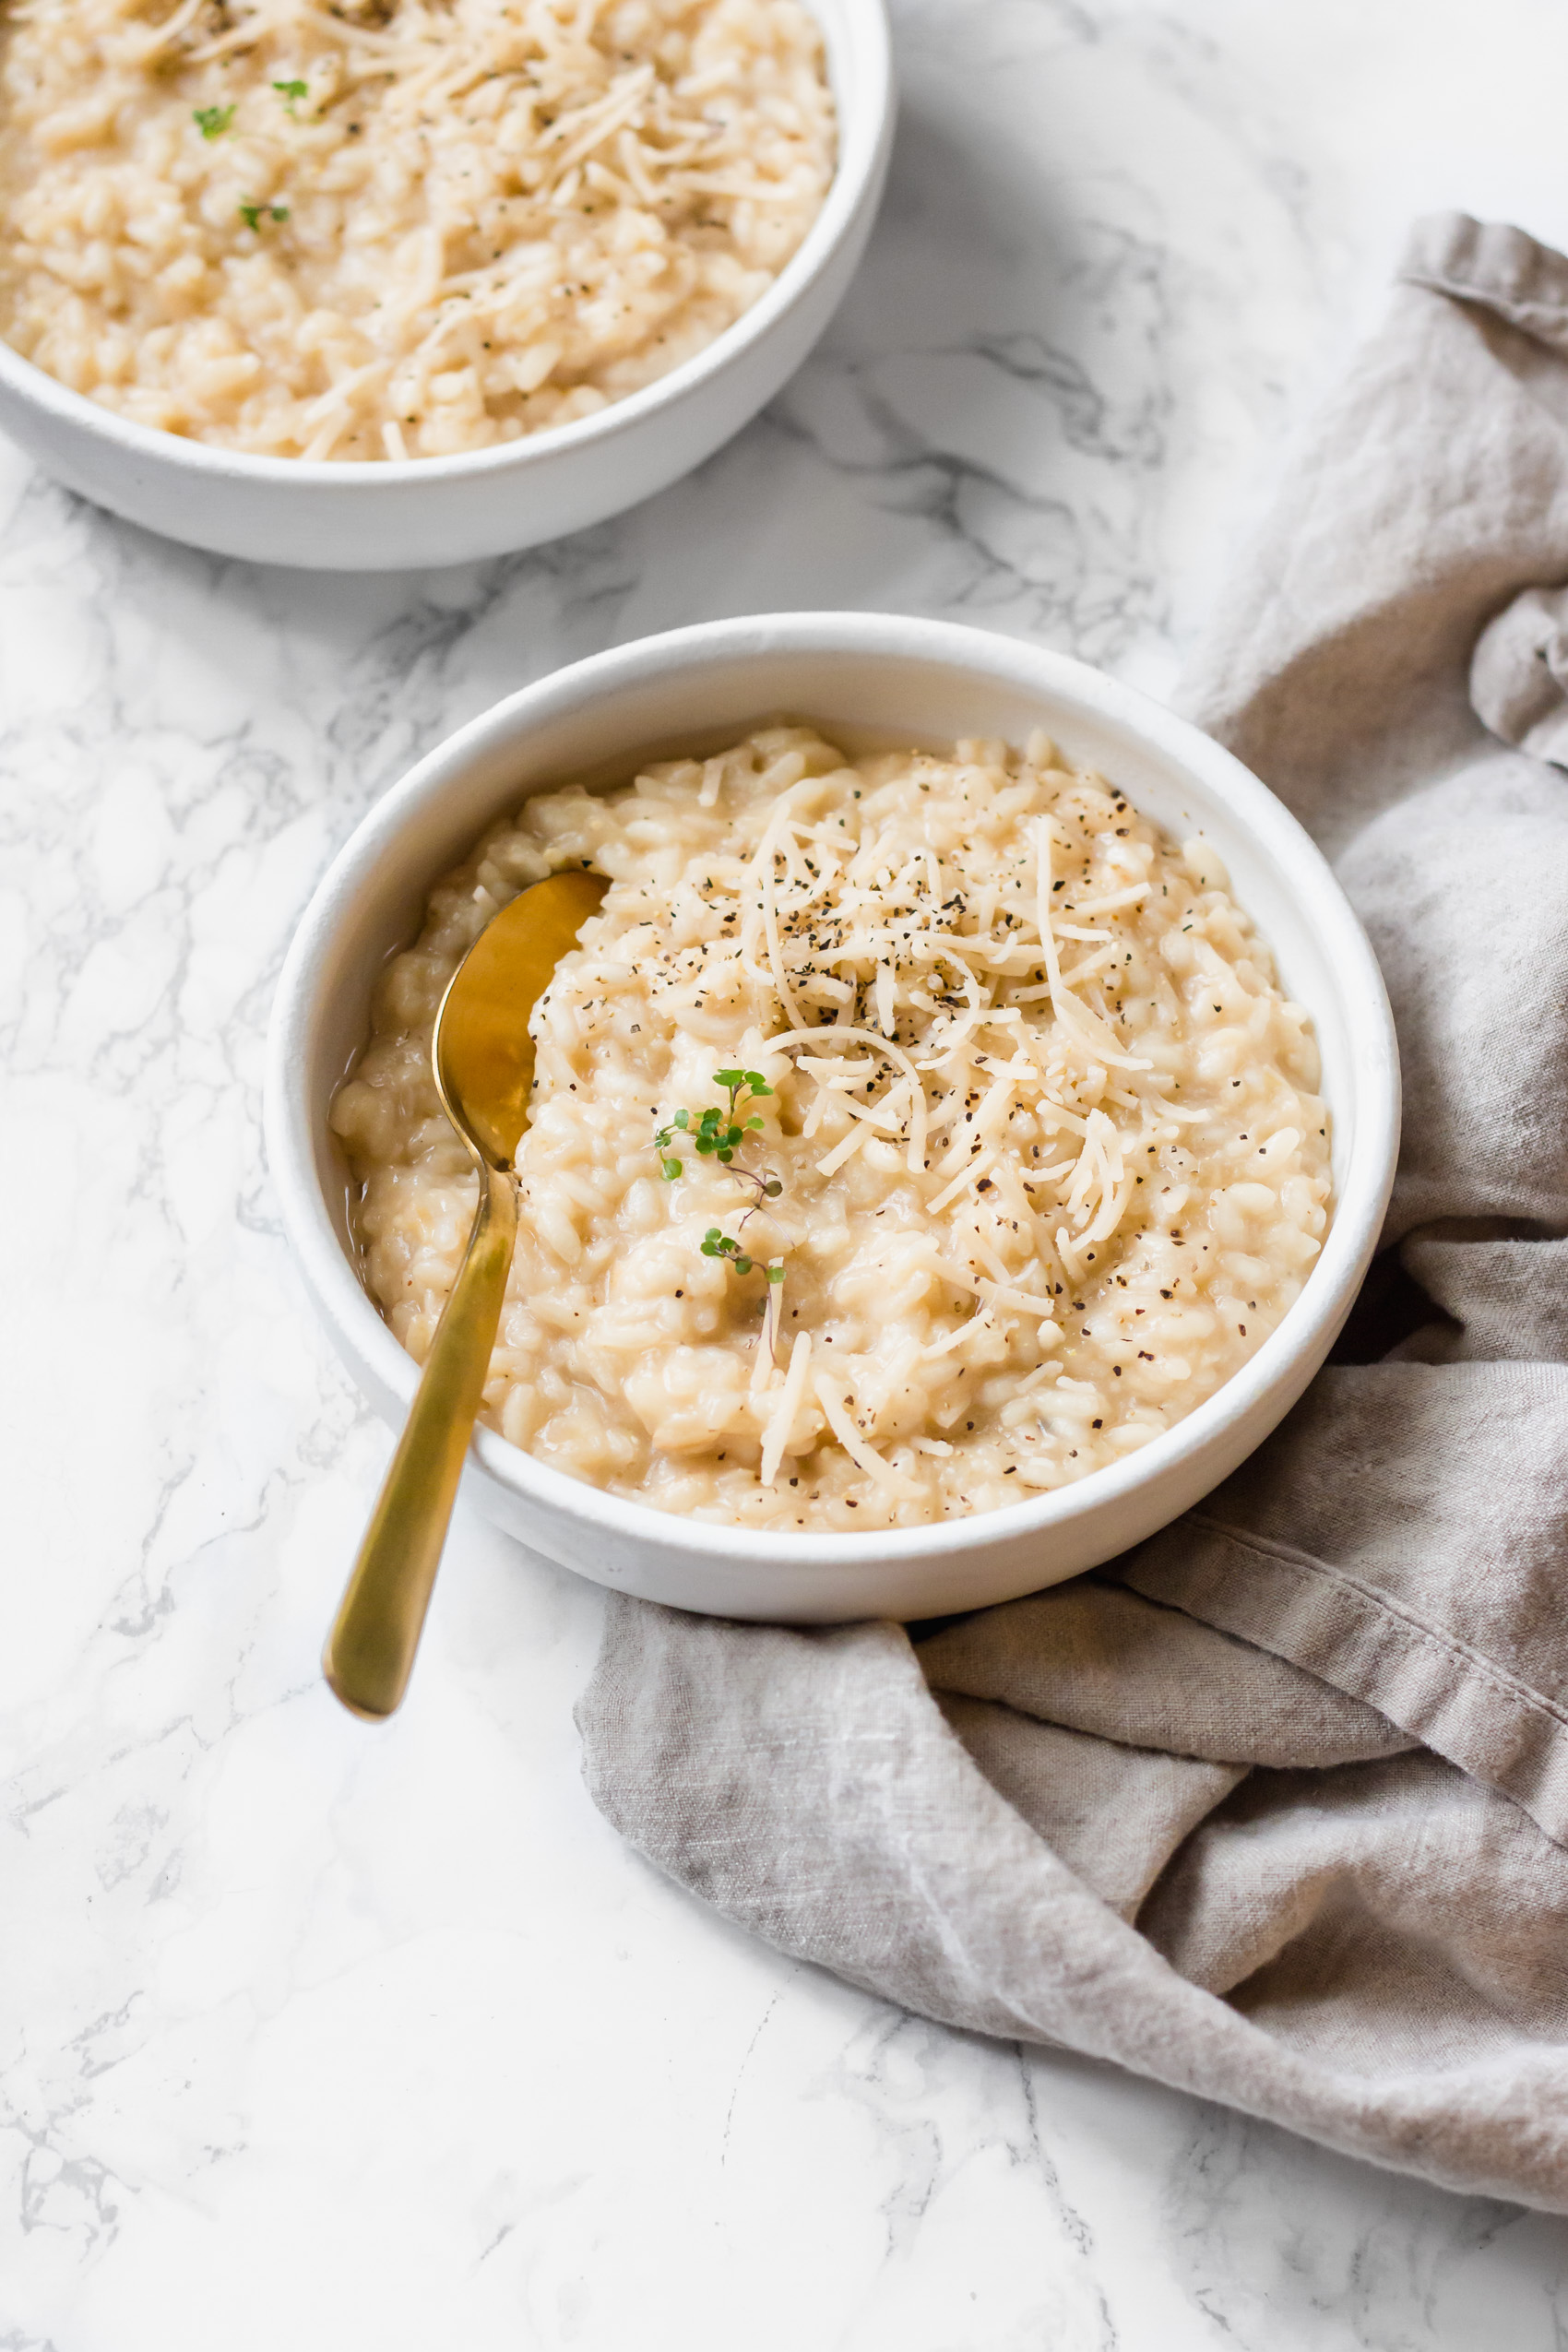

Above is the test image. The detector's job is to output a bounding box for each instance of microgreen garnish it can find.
[702,1229,782,1277]
[194,104,235,138]
[655,1068,774,1173]
[273,78,309,113]
[659,1074,789,1334]
[655,1071,783,1205]
[700,1233,787,1366]
[238,200,290,230]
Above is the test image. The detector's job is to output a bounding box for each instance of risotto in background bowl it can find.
[265,613,1400,1622]
[0,0,890,566]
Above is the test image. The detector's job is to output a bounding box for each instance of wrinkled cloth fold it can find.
[577,212,1568,2211]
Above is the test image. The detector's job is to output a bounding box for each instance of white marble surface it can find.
[7,2,1568,2342]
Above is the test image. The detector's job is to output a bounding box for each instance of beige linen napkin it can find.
[576,214,1568,2211]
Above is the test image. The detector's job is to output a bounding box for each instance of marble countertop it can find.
[7,1,1568,2343]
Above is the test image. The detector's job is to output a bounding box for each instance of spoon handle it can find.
[324,1161,517,1719]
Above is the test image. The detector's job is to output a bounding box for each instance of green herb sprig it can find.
[701,1229,786,1282]
[238,199,290,231]
[659,1071,789,1326]
[194,104,235,139]
[655,1069,780,1193]
[272,78,309,113]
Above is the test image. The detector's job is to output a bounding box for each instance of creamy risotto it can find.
[332,729,1333,1531]
[0,0,834,458]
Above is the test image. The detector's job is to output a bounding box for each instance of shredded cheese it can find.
[759,1330,813,1484]
[813,1372,915,1495]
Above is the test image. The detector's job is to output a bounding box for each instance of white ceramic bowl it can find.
[266,612,1400,1621]
[0,0,891,572]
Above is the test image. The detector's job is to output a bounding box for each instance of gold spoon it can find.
[325,865,609,1721]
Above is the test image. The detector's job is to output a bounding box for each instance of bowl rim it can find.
[0,0,891,492]
[266,610,1401,1570]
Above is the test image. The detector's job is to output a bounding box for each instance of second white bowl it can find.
[0,0,892,570]
[265,612,1400,1621]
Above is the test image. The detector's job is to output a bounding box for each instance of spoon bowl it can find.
[324,865,608,1720]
